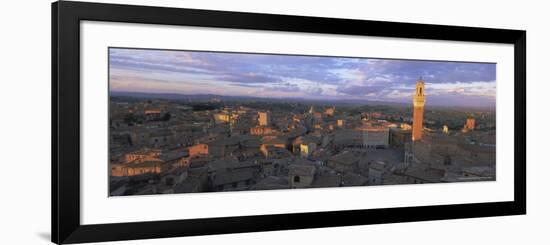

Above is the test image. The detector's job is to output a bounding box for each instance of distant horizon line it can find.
[110,90,496,110]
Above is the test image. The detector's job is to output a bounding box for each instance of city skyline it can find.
[109,48,496,196]
[109,48,497,107]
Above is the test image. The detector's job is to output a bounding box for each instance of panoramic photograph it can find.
[108,47,497,196]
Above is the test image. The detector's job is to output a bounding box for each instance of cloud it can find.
[305,86,323,95]
[270,82,301,92]
[109,48,497,107]
[359,59,496,84]
[427,81,496,97]
[384,89,413,100]
[218,72,282,84]
[336,84,389,96]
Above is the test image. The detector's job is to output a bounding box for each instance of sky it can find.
[109,48,496,107]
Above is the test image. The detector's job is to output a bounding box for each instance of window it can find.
[293,176,300,183]
[165,177,174,186]
[444,155,452,166]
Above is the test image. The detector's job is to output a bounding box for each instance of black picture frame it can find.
[52,1,526,244]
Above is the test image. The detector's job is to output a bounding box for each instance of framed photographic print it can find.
[52,1,526,244]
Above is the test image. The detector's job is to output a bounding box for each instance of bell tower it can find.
[412,77,425,141]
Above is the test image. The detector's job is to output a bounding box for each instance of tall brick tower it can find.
[412,77,425,141]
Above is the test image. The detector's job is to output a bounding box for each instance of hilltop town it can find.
[109,79,496,196]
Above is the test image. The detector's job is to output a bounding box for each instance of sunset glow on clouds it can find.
[109,48,496,107]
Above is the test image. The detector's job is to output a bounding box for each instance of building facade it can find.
[412,78,425,141]
[258,111,271,126]
[464,116,476,131]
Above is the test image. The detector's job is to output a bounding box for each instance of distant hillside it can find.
[110,91,410,107]
[110,91,494,111]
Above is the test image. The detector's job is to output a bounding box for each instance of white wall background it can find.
[0,0,547,244]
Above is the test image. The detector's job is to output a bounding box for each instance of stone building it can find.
[188,143,208,158]
[251,176,289,190]
[341,172,368,187]
[292,135,321,157]
[258,111,271,126]
[112,148,188,177]
[328,151,360,173]
[213,113,231,124]
[208,137,240,157]
[361,126,390,149]
[250,126,275,136]
[463,116,476,132]
[402,165,446,184]
[115,161,162,177]
[122,148,161,163]
[412,78,425,141]
[412,133,495,168]
[212,170,255,191]
[368,161,386,185]
[149,129,175,147]
[390,127,412,148]
[324,106,336,117]
[288,164,316,188]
